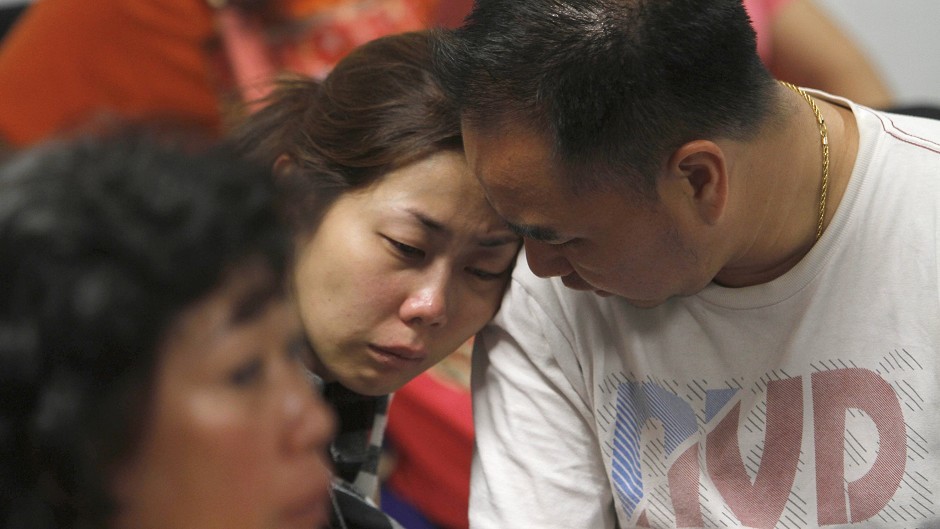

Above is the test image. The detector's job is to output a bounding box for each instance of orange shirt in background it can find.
[0,0,444,147]
[0,0,220,146]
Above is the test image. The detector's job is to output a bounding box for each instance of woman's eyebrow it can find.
[406,208,446,234]
[479,234,521,248]
[405,208,519,248]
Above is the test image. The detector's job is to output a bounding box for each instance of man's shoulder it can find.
[857,105,940,154]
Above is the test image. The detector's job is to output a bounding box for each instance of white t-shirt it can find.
[471,95,940,528]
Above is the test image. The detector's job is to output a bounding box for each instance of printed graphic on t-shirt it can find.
[601,348,935,528]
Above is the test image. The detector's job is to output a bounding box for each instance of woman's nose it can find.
[523,239,574,278]
[399,270,449,327]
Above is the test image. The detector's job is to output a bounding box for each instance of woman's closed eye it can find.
[466,266,505,281]
[383,236,425,259]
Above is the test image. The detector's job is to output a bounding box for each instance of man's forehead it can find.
[459,122,580,240]
[461,121,558,189]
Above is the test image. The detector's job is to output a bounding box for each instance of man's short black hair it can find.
[0,128,289,528]
[432,0,779,196]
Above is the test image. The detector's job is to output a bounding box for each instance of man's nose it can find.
[524,239,574,278]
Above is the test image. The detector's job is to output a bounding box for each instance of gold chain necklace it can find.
[780,81,830,241]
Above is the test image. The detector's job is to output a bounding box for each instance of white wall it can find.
[814,0,940,106]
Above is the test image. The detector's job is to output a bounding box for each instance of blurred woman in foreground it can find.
[0,131,335,529]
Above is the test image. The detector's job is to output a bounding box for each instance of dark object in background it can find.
[888,105,940,121]
[0,2,27,41]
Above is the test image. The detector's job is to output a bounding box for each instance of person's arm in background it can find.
[769,0,893,108]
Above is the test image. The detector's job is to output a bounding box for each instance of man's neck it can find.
[714,85,858,288]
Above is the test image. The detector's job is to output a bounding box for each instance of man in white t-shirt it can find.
[431,0,940,527]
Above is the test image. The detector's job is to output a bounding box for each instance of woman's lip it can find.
[368,344,425,362]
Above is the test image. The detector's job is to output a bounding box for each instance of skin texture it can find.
[111,265,335,529]
[462,124,720,308]
[460,83,859,307]
[292,150,520,395]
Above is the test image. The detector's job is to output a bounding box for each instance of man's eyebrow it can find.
[506,222,560,242]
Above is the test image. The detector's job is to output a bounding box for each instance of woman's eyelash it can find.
[384,236,425,257]
[467,267,503,280]
[382,234,510,281]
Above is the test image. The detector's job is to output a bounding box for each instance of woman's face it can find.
[112,265,335,529]
[293,150,520,396]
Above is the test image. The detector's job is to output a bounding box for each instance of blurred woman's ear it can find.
[270,153,327,236]
[272,154,297,187]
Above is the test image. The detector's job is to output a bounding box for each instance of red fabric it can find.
[0,0,220,146]
[743,0,795,64]
[430,0,471,28]
[212,0,432,114]
[386,371,473,529]
[264,0,428,82]
[0,0,443,147]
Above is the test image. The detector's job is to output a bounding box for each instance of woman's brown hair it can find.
[233,30,463,231]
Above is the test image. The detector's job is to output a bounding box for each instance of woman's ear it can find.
[666,140,728,225]
[272,153,295,184]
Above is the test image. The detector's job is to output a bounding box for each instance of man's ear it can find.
[666,140,728,225]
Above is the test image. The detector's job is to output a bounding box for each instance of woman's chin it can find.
[340,371,406,396]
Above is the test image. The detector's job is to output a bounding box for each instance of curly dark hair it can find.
[0,129,289,529]
[233,30,463,232]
